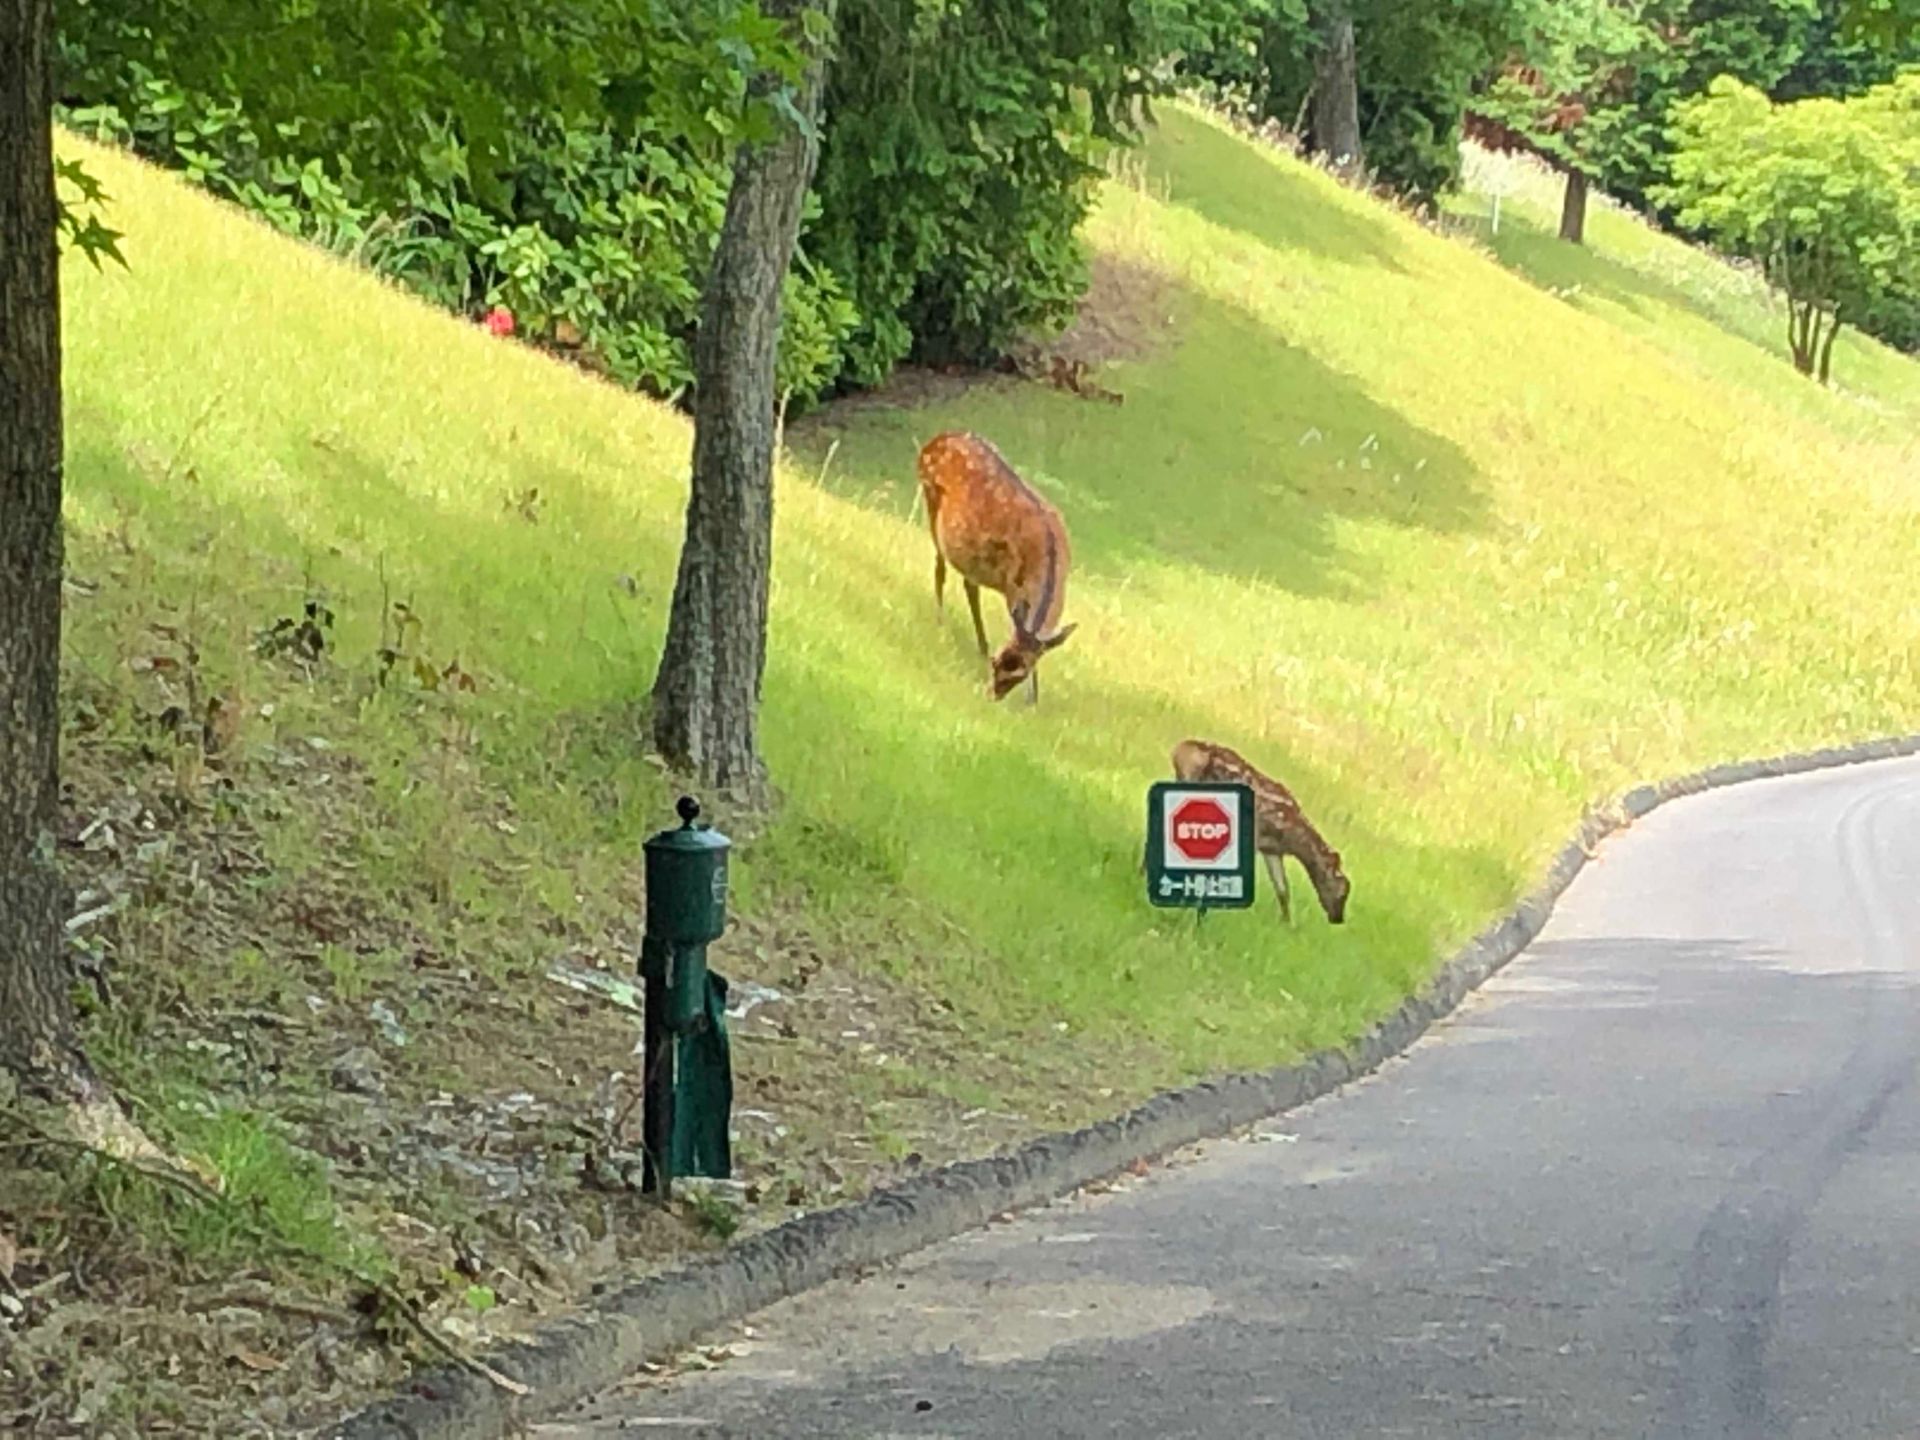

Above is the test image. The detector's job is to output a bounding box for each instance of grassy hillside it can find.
[21,100,1920,1426]
[1448,141,1920,423]
[788,107,1920,1053]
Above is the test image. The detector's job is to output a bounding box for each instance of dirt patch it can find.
[1030,253,1179,372]
[797,255,1178,428]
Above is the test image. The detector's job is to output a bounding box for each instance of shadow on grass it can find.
[1461,206,1920,429]
[64,419,1520,1071]
[1142,110,1410,276]
[1467,210,1791,364]
[796,262,1485,602]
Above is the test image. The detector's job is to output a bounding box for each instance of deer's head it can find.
[1321,870,1351,924]
[988,607,1076,700]
[1169,739,1217,782]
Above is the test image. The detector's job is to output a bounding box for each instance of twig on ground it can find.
[0,1106,531,1397]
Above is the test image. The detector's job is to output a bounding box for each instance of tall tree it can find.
[0,0,81,1090]
[1597,0,1827,215]
[1310,0,1364,176]
[650,0,835,797]
[1474,0,1668,245]
[1661,73,1920,381]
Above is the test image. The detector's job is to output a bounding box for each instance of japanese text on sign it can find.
[1157,873,1245,901]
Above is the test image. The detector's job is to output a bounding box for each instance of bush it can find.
[56,1,1240,402]
[57,63,859,403]
[810,0,1248,383]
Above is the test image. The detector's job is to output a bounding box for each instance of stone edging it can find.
[325,733,1920,1440]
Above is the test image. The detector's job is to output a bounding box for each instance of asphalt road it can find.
[539,757,1920,1439]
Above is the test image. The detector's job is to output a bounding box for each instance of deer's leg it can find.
[933,551,948,619]
[1026,671,1039,707]
[964,580,991,658]
[1264,851,1291,924]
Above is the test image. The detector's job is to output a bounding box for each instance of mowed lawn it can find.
[58,101,1920,1092]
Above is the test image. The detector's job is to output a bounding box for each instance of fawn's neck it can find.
[1285,817,1346,911]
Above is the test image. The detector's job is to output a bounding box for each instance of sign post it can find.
[1145,781,1256,913]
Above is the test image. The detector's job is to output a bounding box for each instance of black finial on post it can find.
[676,794,701,826]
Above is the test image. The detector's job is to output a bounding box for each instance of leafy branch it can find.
[55,157,127,269]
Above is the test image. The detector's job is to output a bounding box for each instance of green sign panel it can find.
[1145,781,1256,910]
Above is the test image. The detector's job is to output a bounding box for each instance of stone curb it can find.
[326,733,1920,1440]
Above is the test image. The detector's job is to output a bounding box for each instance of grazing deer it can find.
[1170,739,1350,924]
[918,431,1077,703]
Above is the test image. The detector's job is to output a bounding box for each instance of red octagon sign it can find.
[1170,796,1233,863]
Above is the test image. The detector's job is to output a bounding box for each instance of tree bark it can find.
[1558,168,1589,245]
[1786,296,1809,374]
[0,0,82,1088]
[1817,309,1840,384]
[1309,3,1363,180]
[650,0,834,800]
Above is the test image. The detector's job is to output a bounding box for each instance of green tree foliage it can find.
[1578,0,1918,353]
[1840,0,1920,47]
[1660,72,1920,380]
[1177,0,1535,204]
[1345,0,1530,201]
[1597,0,1914,213]
[1775,4,1916,97]
[55,0,1241,402]
[56,2,854,398]
[1473,0,1670,242]
[812,0,1222,382]
[57,0,802,209]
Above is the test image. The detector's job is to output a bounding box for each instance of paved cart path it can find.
[541,757,1920,1439]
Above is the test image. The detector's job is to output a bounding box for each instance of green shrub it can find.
[55,0,1246,397]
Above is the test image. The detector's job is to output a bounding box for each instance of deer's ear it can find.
[1042,622,1077,651]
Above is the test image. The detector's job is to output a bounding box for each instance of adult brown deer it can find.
[918,431,1077,703]
[1170,739,1350,924]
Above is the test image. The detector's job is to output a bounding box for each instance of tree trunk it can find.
[0,0,82,1089]
[1787,298,1815,375]
[1559,168,1589,245]
[1817,309,1840,384]
[649,0,834,800]
[1310,3,1363,180]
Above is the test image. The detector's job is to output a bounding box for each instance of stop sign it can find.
[1170,796,1233,863]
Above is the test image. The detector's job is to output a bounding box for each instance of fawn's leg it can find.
[1026,670,1039,707]
[933,552,947,619]
[1264,852,1291,924]
[964,581,991,657]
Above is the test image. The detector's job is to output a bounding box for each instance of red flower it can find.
[483,306,515,337]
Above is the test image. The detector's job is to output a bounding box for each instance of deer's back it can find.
[1173,740,1304,837]
[919,432,1067,590]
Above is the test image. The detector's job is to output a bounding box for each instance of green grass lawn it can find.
[33,97,1920,1428]
[784,107,1920,1058]
[57,103,1920,1086]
